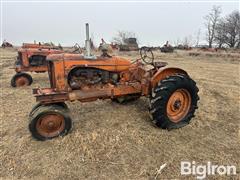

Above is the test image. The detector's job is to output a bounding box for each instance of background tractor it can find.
[10,43,63,87]
[29,24,199,141]
[10,43,82,87]
[119,37,139,51]
[160,41,174,53]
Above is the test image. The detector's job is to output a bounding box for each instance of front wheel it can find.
[11,72,33,87]
[29,102,69,118]
[149,74,199,130]
[29,104,72,141]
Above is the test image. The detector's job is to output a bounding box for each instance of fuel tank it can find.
[47,53,132,72]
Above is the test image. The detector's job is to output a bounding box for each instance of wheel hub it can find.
[36,113,65,138]
[173,100,181,110]
[48,121,54,128]
[15,76,29,87]
[167,89,191,123]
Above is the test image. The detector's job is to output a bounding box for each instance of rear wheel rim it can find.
[36,113,65,138]
[15,76,29,87]
[167,89,191,123]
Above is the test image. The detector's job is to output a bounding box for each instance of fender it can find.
[151,67,188,88]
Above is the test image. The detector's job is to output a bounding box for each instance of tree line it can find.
[205,6,240,48]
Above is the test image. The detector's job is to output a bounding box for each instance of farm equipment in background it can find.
[195,45,218,52]
[98,39,113,53]
[99,39,120,52]
[119,38,139,51]
[10,44,64,87]
[22,43,63,50]
[1,40,13,48]
[72,43,83,53]
[160,41,174,53]
[10,43,83,87]
[29,24,199,141]
[110,42,119,50]
[176,44,192,50]
[199,47,217,52]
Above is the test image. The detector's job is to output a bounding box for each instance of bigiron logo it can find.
[180,161,237,179]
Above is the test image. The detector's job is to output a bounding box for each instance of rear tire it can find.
[29,104,72,141]
[149,74,199,130]
[11,72,33,87]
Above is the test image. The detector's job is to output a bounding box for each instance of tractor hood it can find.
[47,53,129,62]
[47,53,132,72]
[18,48,63,54]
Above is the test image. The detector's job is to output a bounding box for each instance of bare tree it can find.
[238,12,240,48]
[238,15,240,48]
[112,31,136,45]
[223,10,240,48]
[204,6,222,48]
[215,10,240,48]
[215,19,226,48]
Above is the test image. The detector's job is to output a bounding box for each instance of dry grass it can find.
[0,48,239,179]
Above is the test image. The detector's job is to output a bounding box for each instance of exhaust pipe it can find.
[84,23,96,59]
[85,23,91,57]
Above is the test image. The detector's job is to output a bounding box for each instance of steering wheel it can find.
[72,43,82,53]
[140,46,154,65]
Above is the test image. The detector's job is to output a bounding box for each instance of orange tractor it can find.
[10,43,82,87]
[10,43,63,87]
[29,24,199,140]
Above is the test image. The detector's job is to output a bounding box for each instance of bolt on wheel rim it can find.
[36,113,65,138]
[166,89,191,123]
[15,76,29,87]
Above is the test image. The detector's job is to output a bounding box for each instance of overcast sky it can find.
[1,1,239,46]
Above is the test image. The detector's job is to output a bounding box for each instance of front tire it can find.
[29,102,69,118]
[29,104,72,141]
[11,72,33,87]
[149,74,199,130]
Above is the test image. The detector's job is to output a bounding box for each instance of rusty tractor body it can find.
[21,43,63,50]
[29,24,199,141]
[10,44,63,87]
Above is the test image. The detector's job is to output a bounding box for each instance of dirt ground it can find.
[0,48,239,179]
